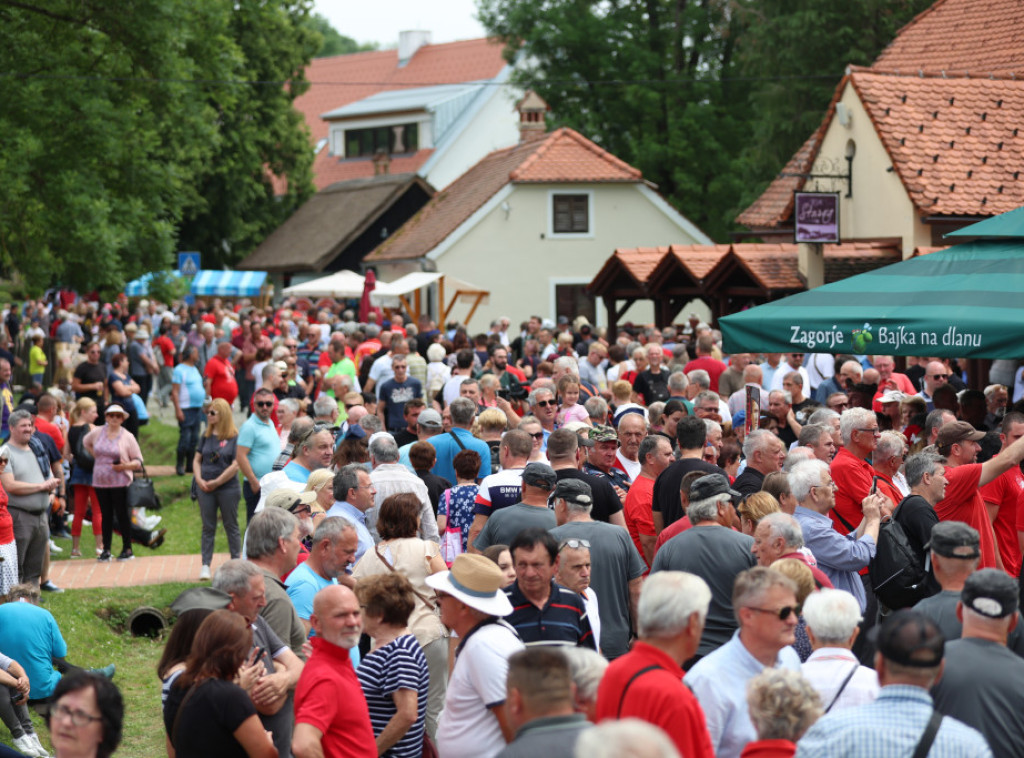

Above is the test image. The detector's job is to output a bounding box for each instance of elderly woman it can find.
[48,671,124,758]
[738,492,781,536]
[276,398,299,451]
[355,573,430,757]
[352,493,447,740]
[83,404,142,562]
[193,398,242,580]
[742,668,823,758]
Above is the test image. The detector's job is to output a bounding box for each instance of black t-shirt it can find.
[163,677,255,758]
[73,361,107,407]
[652,458,725,527]
[417,471,452,515]
[732,466,766,497]
[556,468,622,523]
[633,370,670,405]
[392,429,418,447]
[894,494,941,596]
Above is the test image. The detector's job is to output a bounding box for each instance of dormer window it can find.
[345,123,419,158]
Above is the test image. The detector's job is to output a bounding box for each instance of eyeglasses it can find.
[746,605,801,621]
[812,481,838,492]
[284,343,298,349]
[534,399,557,408]
[855,427,881,436]
[53,703,102,727]
[558,538,591,552]
[254,401,274,408]
[290,505,312,516]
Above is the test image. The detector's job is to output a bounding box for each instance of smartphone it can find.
[870,476,880,495]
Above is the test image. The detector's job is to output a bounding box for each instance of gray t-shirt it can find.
[651,525,756,656]
[931,637,1024,758]
[550,520,646,660]
[913,590,1024,657]
[6,444,49,514]
[475,504,556,551]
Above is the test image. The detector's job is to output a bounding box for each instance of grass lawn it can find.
[2,418,245,755]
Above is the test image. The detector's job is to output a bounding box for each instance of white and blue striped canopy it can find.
[190,270,267,297]
[124,271,181,297]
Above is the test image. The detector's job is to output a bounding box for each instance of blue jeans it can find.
[178,407,202,455]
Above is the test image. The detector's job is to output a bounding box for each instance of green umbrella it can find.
[720,239,1024,359]
[945,205,1024,239]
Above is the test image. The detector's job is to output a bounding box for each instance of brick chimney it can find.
[516,90,550,143]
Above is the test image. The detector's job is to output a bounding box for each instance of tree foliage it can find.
[304,13,378,58]
[0,0,319,294]
[477,0,932,241]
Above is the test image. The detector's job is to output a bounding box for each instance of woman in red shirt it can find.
[0,449,18,595]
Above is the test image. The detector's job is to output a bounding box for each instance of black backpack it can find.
[869,496,929,609]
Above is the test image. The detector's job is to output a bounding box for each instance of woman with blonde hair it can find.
[743,668,822,757]
[738,492,781,536]
[66,397,103,557]
[771,558,817,662]
[302,468,332,531]
[193,398,241,580]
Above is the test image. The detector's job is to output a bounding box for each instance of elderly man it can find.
[368,433,439,544]
[935,419,1024,570]
[930,569,1024,756]
[527,387,558,450]
[282,423,334,485]
[427,554,524,758]
[504,528,595,649]
[872,429,909,502]
[829,407,893,535]
[801,589,880,710]
[285,517,360,632]
[245,508,306,658]
[204,339,238,406]
[791,459,883,611]
[577,343,608,392]
[870,355,917,411]
[292,585,377,758]
[547,429,626,526]
[912,521,983,642]
[686,568,802,758]
[613,413,646,483]
[652,473,755,661]
[769,353,809,393]
[624,435,674,568]
[733,429,786,496]
[429,396,491,485]
[556,539,602,652]
[551,479,645,660]
[214,559,304,758]
[751,512,833,589]
[985,383,1009,430]
[583,425,632,494]
[767,390,801,447]
[979,411,1024,578]
[798,609,991,757]
[727,364,767,417]
[595,572,715,757]
[798,423,836,463]
[634,343,670,406]
[327,464,376,563]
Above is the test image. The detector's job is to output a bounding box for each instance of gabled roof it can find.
[872,0,1024,76]
[735,127,828,230]
[238,174,433,273]
[366,128,645,262]
[852,70,1024,216]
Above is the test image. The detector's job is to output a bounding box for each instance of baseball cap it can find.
[418,409,443,429]
[552,478,593,506]
[588,425,619,444]
[521,462,557,489]
[266,488,316,513]
[872,609,944,668]
[171,587,232,615]
[936,420,985,449]
[689,473,741,502]
[925,521,980,559]
[879,389,907,404]
[961,568,1018,618]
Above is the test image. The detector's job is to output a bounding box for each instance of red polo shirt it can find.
[624,475,656,570]
[937,464,998,569]
[980,466,1024,576]
[829,447,875,534]
[204,355,238,405]
[596,641,714,758]
[871,372,917,412]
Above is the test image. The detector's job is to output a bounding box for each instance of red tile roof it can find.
[366,128,644,262]
[872,0,1024,77]
[312,149,435,189]
[852,70,1024,216]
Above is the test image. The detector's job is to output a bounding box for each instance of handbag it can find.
[127,462,161,511]
[439,490,464,567]
[72,428,94,472]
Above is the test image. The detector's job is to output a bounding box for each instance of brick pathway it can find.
[48,552,232,589]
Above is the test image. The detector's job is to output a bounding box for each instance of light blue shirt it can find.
[326,501,373,564]
[686,630,801,758]
[237,415,280,479]
[794,505,875,610]
[796,685,992,758]
[283,460,311,484]
[172,363,205,409]
[428,427,492,484]
[284,562,360,665]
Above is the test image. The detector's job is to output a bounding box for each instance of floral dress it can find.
[438,483,479,551]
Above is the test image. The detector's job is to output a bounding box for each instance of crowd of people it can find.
[2,293,1024,757]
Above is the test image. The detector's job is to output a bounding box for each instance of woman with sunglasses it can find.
[194,398,242,581]
[83,404,142,562]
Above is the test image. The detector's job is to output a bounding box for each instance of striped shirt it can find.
[473,467,526,517]
[357,634,429,758]
[505,580,596,649]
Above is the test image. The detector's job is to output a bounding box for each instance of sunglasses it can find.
[535,399,557,408]
[206,410,218,416]
[558,538,591,551]
[254,401,274,408]
[747,605,801,621]
[929,374,949,379]
[528,431,545,440]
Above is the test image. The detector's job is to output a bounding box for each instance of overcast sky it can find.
[314,0,487,47]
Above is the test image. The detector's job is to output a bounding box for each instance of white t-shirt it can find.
[615,451,641,483]
[581,587,601,651]
[442,375,468,407]
[368,354,394,397]
[437,621,523,758]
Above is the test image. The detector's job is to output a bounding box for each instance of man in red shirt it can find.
[935,419,1024,571]
[979,412,1024,577]
[204,340,238,407]
[596,571,715,758]
[292,584,376,758]
[624,435,674,569]
[870,355,917,412]
[683,335,727,393]
[830,407,896,534]
[33,394,64,452]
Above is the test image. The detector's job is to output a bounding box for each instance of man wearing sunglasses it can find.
[527,388,558,451]
[916,360,950,412]
[685,567,802,758]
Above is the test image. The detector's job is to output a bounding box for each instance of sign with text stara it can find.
[794,192,839,244]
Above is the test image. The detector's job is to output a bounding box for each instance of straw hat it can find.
[425,554,513,617]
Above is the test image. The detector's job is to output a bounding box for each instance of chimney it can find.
[516,90,550,143]
[398,30,431,67]
[372,149,391,176]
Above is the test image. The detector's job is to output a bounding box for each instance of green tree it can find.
[304,13,378,57]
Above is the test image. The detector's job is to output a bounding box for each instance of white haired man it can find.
[594,572,715,757]
[733,429,786,497]
[801,589,880,711]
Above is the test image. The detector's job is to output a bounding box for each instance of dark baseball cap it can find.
[936,420,986,450]
[925,521,980,559]
[872,609,944,668]
[521,462,557,490]
[962,568,1018,619]
[552,478,593,506]
[689,473,741,502]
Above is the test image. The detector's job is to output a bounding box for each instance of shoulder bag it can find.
[127,461,161,511]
